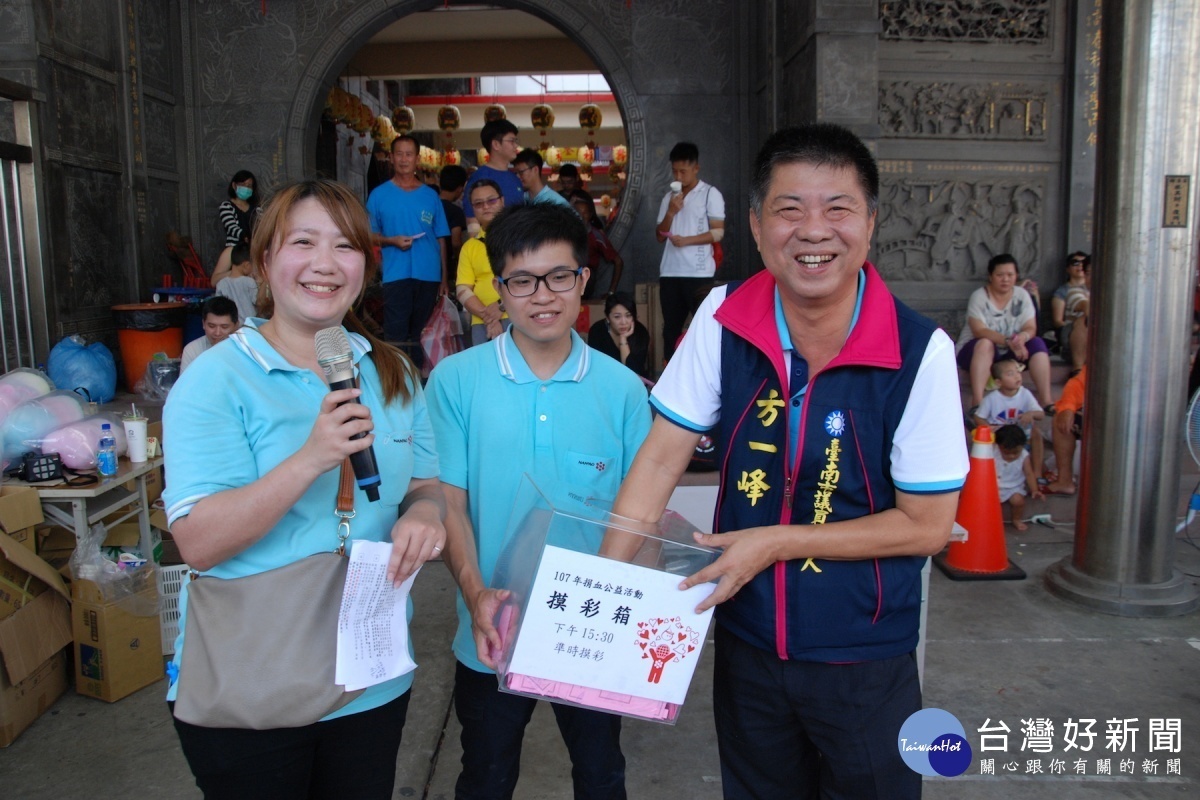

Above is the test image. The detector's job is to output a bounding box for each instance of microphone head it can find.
[315,326,354,384]
[315,326,352,366]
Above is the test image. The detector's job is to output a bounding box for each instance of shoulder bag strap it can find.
[335,457,355,553]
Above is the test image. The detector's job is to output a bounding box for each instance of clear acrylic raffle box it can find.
[489,475,720,725]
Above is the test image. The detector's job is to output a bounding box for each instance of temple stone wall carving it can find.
[873,0,1074,332]
[880,0,1051,42]
[879,81,1048,140]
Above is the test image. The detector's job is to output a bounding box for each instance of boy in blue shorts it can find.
[426,203,651,800]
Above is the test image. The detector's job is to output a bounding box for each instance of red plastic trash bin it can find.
[111,302,187,391]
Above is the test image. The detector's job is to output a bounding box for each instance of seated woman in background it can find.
[956,253,1055,414]
[569,189,624,298]
[587,291,651,381]
[1052,251,1090,370]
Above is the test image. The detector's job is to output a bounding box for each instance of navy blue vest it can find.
[713,279,940,662]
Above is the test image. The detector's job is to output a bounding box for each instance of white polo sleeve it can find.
[648,285,728,432]
[706,185,726,221]
[890,329,970,493]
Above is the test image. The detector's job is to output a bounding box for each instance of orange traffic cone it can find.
[933,425,1026,580]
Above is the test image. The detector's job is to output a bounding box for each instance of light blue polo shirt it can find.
[528,184,575,211]
[162,319,439,719]
[426,329,652,674]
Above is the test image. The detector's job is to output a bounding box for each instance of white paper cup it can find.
[123,416,148,462]
[670,181,682,194]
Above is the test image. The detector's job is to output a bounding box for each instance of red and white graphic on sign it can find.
[635,616,700,684]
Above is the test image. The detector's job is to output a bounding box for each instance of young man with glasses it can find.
[427,203,651,800]
[455,180,510,346]
[514,148,574,210]
[463,119,525,231]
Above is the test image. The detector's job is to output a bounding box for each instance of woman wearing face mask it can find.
[587,291,651,381]
[218,169,260,247]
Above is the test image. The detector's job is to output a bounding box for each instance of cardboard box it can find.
[0,649,68,748]
[34,527,74,575]
[101,523,163,565]
[0,536,53,618]
[35,526,75,558]
[71,577,162,702]
[0,532,72,746]
[5,526,36,553]
[0,486,43,540]
[132,462,163,507]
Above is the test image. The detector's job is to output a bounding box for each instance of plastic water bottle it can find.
[97,422,118,477]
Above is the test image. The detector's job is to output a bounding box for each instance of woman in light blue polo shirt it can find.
[163,179,445,798]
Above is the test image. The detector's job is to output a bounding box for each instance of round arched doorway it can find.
[285,0,647,246]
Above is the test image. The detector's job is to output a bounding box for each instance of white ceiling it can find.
[370,6,567,44]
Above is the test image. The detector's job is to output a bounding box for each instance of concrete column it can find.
[1045,0,1200,616]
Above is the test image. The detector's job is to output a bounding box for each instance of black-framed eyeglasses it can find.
[514,164,538,177]
[1069,258,1086,265]
[497,267,583,297]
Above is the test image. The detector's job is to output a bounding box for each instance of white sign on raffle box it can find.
[491,475,719,724]
[506,545,714,704]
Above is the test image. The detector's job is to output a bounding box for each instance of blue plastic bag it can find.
[47,335,117,403]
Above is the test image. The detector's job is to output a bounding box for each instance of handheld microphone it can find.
[314,326,381,502]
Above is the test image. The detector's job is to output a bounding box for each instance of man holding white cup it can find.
[654,142,725,363]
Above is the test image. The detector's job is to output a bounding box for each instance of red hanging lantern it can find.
[579,104,602,137]
[391,106,415,135]
[532,103,555,152]
[437,105,460,151]
[437,105,461,132]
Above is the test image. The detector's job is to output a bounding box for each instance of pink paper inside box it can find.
[488,475,719,725]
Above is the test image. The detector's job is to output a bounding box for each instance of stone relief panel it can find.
[880,0,1050,43]
[875,163,1051,281]
[54,166,124,314]
[42,0,114,63]
[48,62,119,159]
[137,0,172,93]
[819,37,875,120]
[143,96,176,170]
[629,0,731,94]
[879,81,1048,140]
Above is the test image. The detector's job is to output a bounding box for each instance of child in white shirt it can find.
[974,358,1045,477]
[994,424,1044,530]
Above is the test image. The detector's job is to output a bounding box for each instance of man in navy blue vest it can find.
[608,124,969,798]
